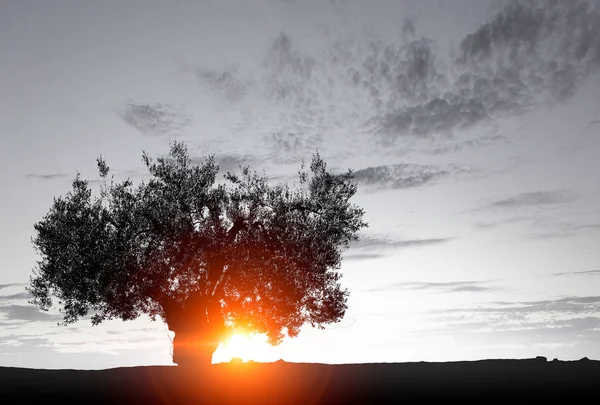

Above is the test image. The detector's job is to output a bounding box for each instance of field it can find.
[2,357,598,403]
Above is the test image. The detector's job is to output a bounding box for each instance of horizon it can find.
[1,0,600,370]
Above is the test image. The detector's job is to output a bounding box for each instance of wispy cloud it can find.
[423,295,600,352]
[440,296,600,316]
[351,163,459,191]
[480,190,575,211]
[0,283,27,291]
[551,270,600,277]
[25,173,68,180]
[350,234,452,250]
[0,305,63,323]
[342,253,386,262]
[0,292,32,302]
[527,221,600,239]
[346,234,451,261]
[364,280,499,294]
[474,212,600,240]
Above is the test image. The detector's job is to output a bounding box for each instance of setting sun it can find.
[213,332,278,364]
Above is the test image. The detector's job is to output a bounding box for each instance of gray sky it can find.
[1,0,599,369]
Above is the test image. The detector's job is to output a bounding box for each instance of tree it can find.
[28,142,368,367]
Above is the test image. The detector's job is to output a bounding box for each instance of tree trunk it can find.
[171,327,220,368]
[166,296,226,368]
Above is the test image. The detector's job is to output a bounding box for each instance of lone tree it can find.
[28,142,367,367]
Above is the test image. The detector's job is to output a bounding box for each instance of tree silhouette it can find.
[28,142,368,367]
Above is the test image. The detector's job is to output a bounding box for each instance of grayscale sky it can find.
[1,0,599,369]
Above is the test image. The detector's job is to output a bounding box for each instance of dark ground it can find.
[1,357,598,403]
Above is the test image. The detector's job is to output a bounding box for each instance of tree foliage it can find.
[28,142,367,347]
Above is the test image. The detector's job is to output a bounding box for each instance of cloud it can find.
[365,280,499,294]
[360,0,600,144]
[424,295,600,353]
[0,292,32,302]
[475,213,600,239]
[480,190,575,210]
[117,101,192,137]
[345,234,452,260]
[343,253,386,262]
[526,221,600,239]
[262,32,317,101]
[0,305,63,322]
[0,283,25,291]
[474,215,536,229]
[25,173,69,180]
[351,163,452,191]
[442,296,600,316]
[551,270,600,277]
[350,234,452,251]
[145,0,600,163]
[188,66,249,102]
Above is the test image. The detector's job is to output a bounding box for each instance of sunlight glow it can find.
[213,332,278,364]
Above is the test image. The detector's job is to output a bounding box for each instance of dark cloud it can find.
[263,32,317,101]
[413,0,600,140]
[25,173,68,180]
[189,66,248,102]
[309,0,600,144]
[117,101,192,137]
[458,0,600,89]
[481,190,575,210]
[551,270,600,277]
[365,280,499,294]
[0,305,63,322]
[351,163,449,191]
[160,0,600,160]
[401,19,416,39]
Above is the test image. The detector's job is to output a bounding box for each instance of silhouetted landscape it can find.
[3,357,599,403]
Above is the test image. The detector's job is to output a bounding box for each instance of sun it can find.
[213,332,275,363]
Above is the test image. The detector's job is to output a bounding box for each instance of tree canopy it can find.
[28,142,367,365]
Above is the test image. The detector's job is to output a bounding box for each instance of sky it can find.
[1,0,599,369]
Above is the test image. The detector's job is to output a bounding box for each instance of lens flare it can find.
[213,332,274,363]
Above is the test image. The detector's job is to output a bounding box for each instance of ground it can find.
[1,357,598,403]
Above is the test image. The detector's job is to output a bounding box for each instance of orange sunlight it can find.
[213,332,278,364]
